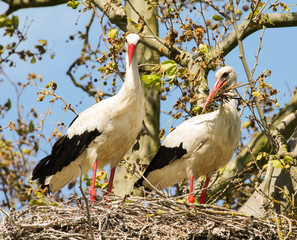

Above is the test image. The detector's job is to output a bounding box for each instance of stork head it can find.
[125,33,140,67]
[203,66,237,112]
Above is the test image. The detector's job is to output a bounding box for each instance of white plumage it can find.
[135,66,241,204]
[32,33,144,197]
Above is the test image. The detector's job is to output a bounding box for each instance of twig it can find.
[239,0,262,39]
[229,0,277,152]
[274,212,283,240]
[91,1,125,82]
[251,26,266,76]
[201,0,231,21]
[199,1,211,47]
[125,0,164,47]
[282,214,293,240]
[0,121,15,131]
[79,164,95,240]
[142,120,159,146]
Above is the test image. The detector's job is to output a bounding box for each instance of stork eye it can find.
[125,39,128,43]
[222,72,229,78]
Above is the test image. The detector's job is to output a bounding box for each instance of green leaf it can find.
[67,0,79,9]
[38,40,47,46]
[98,67,106,73]
[284,156,294,163]
[252,91,261,98]
[107,29,118,39]
[212,15,223,21]
[269,159,284,169]
[31,56,36,64]
[199,44,209,55]
[141,74,160,87]
[160,60,177,80]
[11,15,19,28]
[236,10,242,16]
[28,199,36,206]
[97,171,107,180]
[241,121,251,129]
[29,120,34,132]
[5,98,11,110]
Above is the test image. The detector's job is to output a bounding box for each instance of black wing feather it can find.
[135,142,187,187]
[32,129,101,188]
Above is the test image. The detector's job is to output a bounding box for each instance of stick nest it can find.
[0,195,294,239]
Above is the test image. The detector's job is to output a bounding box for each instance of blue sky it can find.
[1,2,297,202]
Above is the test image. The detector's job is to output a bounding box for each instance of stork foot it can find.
[90,161,98,203]
[90,187,97,202]
[188,194,195,203]
[199,190,207,204]
[199,176,210,204]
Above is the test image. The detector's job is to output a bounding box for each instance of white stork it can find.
[32,33,144,200]
[135,66,241,204]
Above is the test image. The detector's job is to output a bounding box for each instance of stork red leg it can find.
[199,176,210,204]
[188,175,195,203]
[106,167,116,193]
[90,161,98,202]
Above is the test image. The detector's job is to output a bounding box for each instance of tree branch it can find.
[3,0,68,15]
[215,12,297,56]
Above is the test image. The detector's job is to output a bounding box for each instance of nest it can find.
[0,194,294,240]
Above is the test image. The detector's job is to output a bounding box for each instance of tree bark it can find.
[2,0,67,15]
[239,124,297,217]
[112,0,160,196]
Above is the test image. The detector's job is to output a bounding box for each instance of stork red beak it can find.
[202,78,226,112]
[128,43,136,67]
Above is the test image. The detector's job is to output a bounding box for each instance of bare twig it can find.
[91,2,125,82]
[229,0,277,152]
[251,26,266,77]
[142,120,159,146]
[201,0,231,21]
[78,164,95,240]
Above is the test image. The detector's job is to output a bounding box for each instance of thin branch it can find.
[251,26,266,77]
[229,0,277,152]
[78,164,95,240]
[4,0,67,15]
[125,0,160,42]
[66,59,97,97]
[142,120,159,146]
[200,0,231,21]
[215,12,297,57]
[91,1,125,82]
[0,121,15,131]
[239,0,262,40]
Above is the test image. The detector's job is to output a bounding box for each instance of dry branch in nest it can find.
[1,195,294,239]
[203,81,246,111]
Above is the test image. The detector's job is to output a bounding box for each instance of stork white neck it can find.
[117,47,142,103]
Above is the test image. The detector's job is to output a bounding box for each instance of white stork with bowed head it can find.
[32,33,144,200]
[135,66,241,204]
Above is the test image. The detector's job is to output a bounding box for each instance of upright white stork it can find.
[135,66,241,204]
[32,33,144,200]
